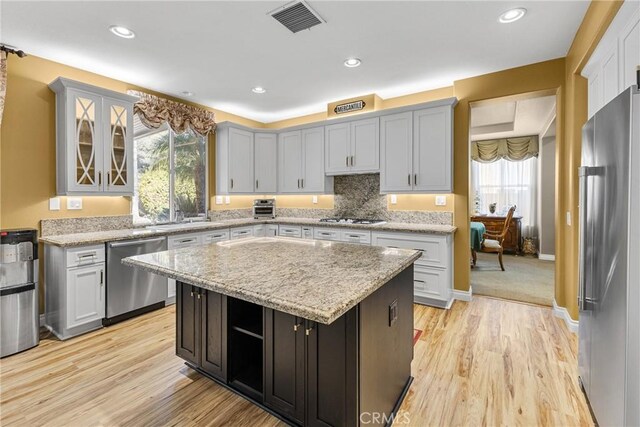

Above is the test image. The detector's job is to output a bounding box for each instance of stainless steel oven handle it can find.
[109,237,166,248]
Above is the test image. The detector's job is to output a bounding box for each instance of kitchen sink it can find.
[147,222,221,232]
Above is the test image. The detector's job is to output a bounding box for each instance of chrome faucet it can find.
[175,209,184,223]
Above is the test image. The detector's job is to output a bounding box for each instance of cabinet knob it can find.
[305,325,314,336]
[350,156,354,166]
[190,291,194,297]
[197,292,201,299]
[414,174,417,185]
[346,156,349,167]
[407,174,411,186]
[293,322,303,332]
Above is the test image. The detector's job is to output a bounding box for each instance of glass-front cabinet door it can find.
[103,97,134,194]
[68,89,103,192]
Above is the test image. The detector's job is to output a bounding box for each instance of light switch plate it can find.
[312,196,318,204]
[215,196,223,205]
[67,197,82,210]
[225,196,231,204]
[390,195,397,205]
[566,211,572,226]
[49,197,61,211]
[435,195,447,206]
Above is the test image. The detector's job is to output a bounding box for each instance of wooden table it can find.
[470,214,522,254]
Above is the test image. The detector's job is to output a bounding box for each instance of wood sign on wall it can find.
[327,94,382,118]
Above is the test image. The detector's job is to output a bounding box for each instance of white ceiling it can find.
[470,95,556,141]
[1,1,588,123]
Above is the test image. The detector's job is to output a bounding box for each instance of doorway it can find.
[468,91,557,306]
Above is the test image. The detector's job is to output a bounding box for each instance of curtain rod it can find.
[0,44,27,58]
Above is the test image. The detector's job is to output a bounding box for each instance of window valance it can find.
[471,136,539,163]
[127,90,216,136]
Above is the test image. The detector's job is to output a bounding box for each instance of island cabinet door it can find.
[306,310,358,427]
[176,283,201,366]
[264,310,305,424]
[200,290,227,381]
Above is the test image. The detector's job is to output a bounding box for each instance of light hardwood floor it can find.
[0,297,592,427]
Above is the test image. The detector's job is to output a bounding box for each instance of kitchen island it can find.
[123,237,421,426]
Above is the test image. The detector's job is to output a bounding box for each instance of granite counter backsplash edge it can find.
[41,215,134,237]
[209,208,453,225]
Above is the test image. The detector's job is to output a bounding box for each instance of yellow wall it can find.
[558,0,623,319]
[0,54,263,232]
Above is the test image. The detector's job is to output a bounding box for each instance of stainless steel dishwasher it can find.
[105,236,167,325]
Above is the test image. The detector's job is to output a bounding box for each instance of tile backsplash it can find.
[333,174,388,219]
[208,173,453,225]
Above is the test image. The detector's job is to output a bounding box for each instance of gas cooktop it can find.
[319,218,387,225]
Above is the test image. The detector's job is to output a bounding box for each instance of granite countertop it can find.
[122,237,421,324]
[39,217,457,247]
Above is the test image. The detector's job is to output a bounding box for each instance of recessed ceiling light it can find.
[252,87,266,94]
[109,25,135,39]
[182,91,194,97]
[498,8,527,23]
[344,58,361,68]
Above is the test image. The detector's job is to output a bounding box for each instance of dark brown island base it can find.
[123,237,420,426]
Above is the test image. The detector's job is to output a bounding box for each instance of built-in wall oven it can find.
[105,236,167,325]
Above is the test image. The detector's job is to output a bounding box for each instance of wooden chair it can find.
[478,205,516,271]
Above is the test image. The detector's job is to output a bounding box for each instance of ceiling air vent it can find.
[270,1,324,33]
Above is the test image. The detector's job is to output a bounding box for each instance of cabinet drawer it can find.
[340,229,371,245]
[201,230,230,244]
[278,225,302,238]
[230,227,253,240]
[313,228,340,241]
[302,227,314,239]
[65,245,105,268]
[414,267,447,301]
[253,225,266,237]
[168,233,202,248]
[372,232,449,268]
[266,225,279,237]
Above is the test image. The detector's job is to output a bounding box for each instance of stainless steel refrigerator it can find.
[579,85,639,426]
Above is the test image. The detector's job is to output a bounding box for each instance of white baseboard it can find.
[452,286,473,303]
[553,299,579,334]
[539,253,556,261]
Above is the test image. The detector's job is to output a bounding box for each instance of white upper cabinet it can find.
[103,97,134,194]
[583,1,639,117]
[278,127,331,193]
[227,128,254,193]
[301,127,328,192]
[278,130,303,193]
[216,125,282,194]
[413,106,452,192]
[325,117,379,175]
[49,78,137,196]
[325,122,351,174]
[380,112,413,192]
[254,133,278,193]
[380,103,454,193]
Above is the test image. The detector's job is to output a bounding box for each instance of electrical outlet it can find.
[390,194,397,205]
[215,196,223,205]
[435,195,447,206]
[225,196,231,204]
[566,211,572,226]
[67,197,82,210]
[49,197,60,211]
[312,196,318,204]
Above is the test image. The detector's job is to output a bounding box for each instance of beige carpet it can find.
[470,252,554,306]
